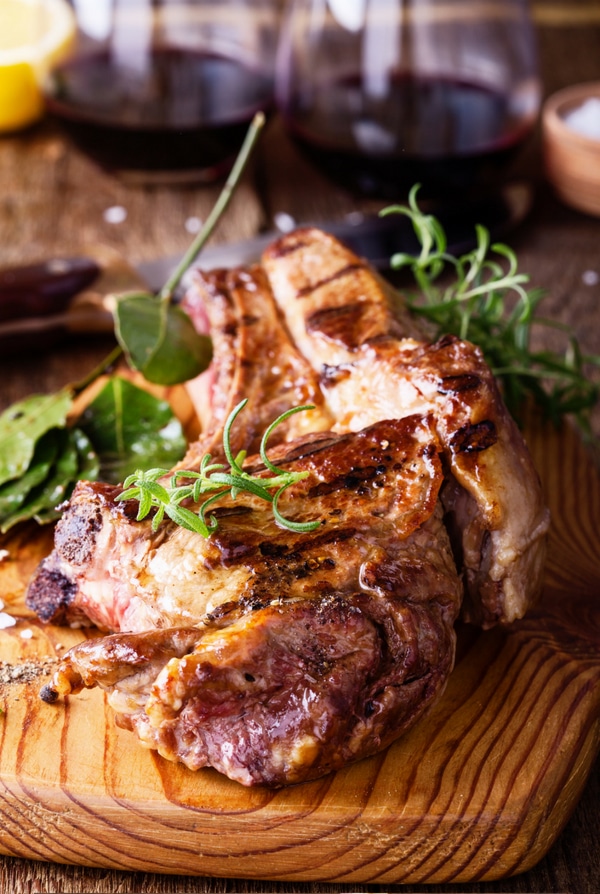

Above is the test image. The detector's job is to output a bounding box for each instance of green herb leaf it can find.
[114,293,213,386]
[0,390,72,487]
[116,401,320,537]
[0,430,59,517]
[79,377,186,484]
[1,428,80,532]
[382,185,600,437]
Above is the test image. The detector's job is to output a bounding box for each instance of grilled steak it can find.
[262,228,550,626]
[28,227,549,786]
[37,416,463,787]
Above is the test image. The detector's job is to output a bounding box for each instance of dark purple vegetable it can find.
[0,257,99,323]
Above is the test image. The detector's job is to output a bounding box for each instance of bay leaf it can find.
[0,389,72,487]
[114,293,212,386]
[79,376,186,484]
[0,430,59,518]
[1,428,80,532]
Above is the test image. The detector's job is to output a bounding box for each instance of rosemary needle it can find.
[382,186,600,440]
[116,400,321,536]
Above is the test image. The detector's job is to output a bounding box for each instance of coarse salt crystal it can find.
[185,216,202,234]
[0,549,9,562]
[0,612,16,629]
[582,270,599,286]
[20,629,33,640]
[563,97,600,141]
[103,205,128,225]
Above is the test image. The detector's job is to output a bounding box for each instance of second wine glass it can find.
[275,0,542,203]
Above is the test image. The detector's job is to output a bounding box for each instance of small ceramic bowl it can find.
[542,81,600,217]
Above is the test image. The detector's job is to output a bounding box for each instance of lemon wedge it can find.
[0,0,76,132]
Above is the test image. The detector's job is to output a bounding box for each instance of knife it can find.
[0,183,531,349]
[140,184,532,292]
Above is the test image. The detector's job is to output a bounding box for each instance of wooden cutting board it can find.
[0,418,598,885]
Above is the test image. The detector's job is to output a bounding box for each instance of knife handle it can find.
[0,257,100,323]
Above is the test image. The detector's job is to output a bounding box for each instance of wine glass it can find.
[43,0,279,183]
[275,0,542,205]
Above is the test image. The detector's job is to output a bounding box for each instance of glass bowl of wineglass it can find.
[275,0,541,208]
[43,0,279,183]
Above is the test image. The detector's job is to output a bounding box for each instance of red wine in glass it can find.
[281,72,538,201]
[44,48,273,180]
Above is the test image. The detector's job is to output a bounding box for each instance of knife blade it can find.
[0,183,531,348]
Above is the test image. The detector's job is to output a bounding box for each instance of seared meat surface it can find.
[262,228,550,626]
[37,417,462,786]
[180,263,333,458]
[28,227,549,787]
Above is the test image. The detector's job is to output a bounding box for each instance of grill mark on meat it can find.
[320,363,352,386]
[308,307,402,353]
[449,420,498,454]
[296,263,367,298]
[267,235,313,258]
[438,374,482,394]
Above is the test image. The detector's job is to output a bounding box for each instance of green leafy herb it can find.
[0,390,72,487]
[114,111,265,385]
[79,376,186,484]
[114,295,212,386]
[0,379,184,531]
[382,185,600,437]
[117,400,321,537]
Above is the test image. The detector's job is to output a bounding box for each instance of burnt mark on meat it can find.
[54,503,103,567]
[305,301,373,349]
[449,420,498,454]
[320,363,352,386]
[431,334,459,352]
[267,235,312,258]
[221,320,238,337]
[259,541,289,558]
[438,374,481,394]
[296,263,367,299]
[310,465,381,498]
[26,566,78,624]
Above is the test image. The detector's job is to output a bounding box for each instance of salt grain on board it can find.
[0,612,16,629]
[103,205,128,225]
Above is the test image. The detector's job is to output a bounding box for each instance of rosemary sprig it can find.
[116,400,321,536]
[381,186,600,439]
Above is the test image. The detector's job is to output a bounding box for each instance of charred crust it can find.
[266,235,312,258]
[449,420,498,454]
[222,321,238,337]
[26,565,78,624]
[432,334,459,351]
[438,374,481,394]
[305,301,371,348]
[309,466,380,498]
[54,502,103,567]
[320,363,352,386]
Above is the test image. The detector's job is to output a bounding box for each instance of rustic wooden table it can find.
[1,3,599,892]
